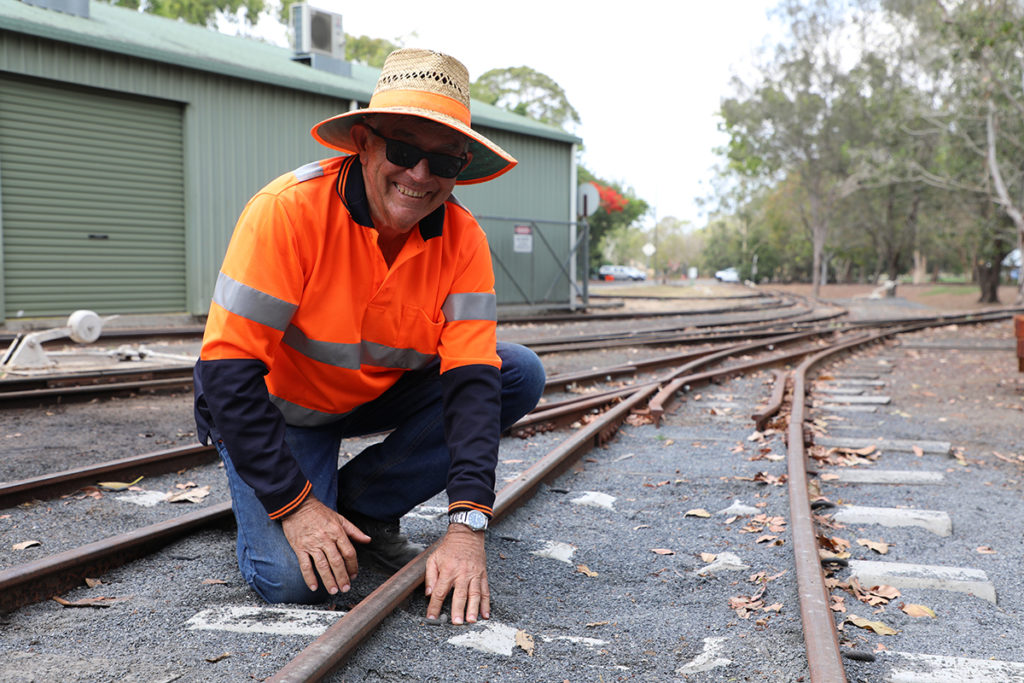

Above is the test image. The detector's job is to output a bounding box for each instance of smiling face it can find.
[351,115,471,237]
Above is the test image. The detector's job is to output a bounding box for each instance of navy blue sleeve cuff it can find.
[194,358,310,519]
[440,364,502,512]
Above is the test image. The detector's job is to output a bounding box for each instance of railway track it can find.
[1,296,1022,681]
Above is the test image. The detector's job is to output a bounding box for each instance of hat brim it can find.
[311,109,517,185]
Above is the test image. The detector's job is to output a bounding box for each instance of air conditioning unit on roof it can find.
[291,3,344,59]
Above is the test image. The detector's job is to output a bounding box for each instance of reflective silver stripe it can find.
[442,292,497,321]
[270,394,351,427]
[283,325,362,370]
[361,340,436,370]
[293,161,324,182]
[213,272,297,331]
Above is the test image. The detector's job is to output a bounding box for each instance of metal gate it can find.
[477,215,589,310]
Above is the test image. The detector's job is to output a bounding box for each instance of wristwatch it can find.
[449,509,489,531]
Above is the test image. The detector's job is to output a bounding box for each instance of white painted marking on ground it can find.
[185,606,344,636]
[407,505,447,520]
[695,552,749,575]
[447,622,519,656]
[717,500,760,516]
[834,505,952,536]
[849,560,996,604]
[531,540,576,564]
[571,491,616,510]
[887,651,1024,682]
[115,491,168,507]
[676,636,732,674]
[537,634,608,647]
[835,470,945,485]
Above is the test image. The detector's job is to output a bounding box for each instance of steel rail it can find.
[753,369,790,431]
[785,321,944,683]
[0,501,233,613]
[0,375,193,406]
[0,444,217,508]
[267,386,656,682]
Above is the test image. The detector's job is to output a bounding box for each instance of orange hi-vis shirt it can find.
[194,155,502,520]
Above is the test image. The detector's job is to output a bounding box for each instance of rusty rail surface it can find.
[0,501,232,613]
[0,444,217,508]
[267,388,656,682]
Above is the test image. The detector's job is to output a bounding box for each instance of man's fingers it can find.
[480,576,491,620]
[296,554,320,593]
[463,579,481,624]
[341,518,372,544]
[449,578,469,625]
[312,550,345,595]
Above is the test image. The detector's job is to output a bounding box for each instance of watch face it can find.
[466,510,487,530]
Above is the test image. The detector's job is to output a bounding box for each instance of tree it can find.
[102,0,264,27]
[578,167,650,274]
[471,66,581,131]
[879,0,1024,302]
[719,0,872,296]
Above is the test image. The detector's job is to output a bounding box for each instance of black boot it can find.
[341,509,426,571]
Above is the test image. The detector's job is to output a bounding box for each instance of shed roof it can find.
[0,0,579,144]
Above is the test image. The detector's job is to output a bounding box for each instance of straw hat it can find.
[311,48,517,185]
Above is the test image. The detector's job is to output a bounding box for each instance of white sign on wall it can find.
[513,225,533,253]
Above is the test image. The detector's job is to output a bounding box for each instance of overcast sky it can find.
[242,1,783,227]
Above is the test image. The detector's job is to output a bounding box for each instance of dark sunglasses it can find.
[363,124,469,179]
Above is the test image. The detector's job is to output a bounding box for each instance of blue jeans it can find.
[216,342,545,604]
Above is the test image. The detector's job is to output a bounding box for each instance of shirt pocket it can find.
[396,303,443,353]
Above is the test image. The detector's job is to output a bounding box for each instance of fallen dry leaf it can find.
[650,548,675,555]
[857,538,890,555]
[205,653,232,663]
[202,578,228,585]
[846,615,898,635]
[684,508,711,518]
[585,621,610,627]
[52,596,120,608]
[576,564,598,578]
[166,485,211,504]
[84,578,103,588]
[976,546,996,554]
[97,476,144,491]
[12,540,41,551]
[900,603,936,618]
[516,629,535,656]
[700,552,717,563]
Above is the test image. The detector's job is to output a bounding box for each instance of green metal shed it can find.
[0,0,581,325]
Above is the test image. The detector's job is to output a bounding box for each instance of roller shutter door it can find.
[0,75,185,319]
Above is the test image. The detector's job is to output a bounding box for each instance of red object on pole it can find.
[1015,315,1024,372]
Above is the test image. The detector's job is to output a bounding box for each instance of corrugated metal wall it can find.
[0,73,185,317]
[458,126,575,306]
[0,30,576,320]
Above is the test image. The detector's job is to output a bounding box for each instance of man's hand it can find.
[280,496,371,595]
[424,524,489,625]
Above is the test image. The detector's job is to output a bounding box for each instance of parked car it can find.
[599,265,647,281]
[715,267,740,283]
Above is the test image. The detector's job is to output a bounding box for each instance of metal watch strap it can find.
[449,509,488,531]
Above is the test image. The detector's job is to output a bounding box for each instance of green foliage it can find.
[471,66,581,130]
[344,34,403,67]
[578,166,650,274]
[103,0,264,26]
